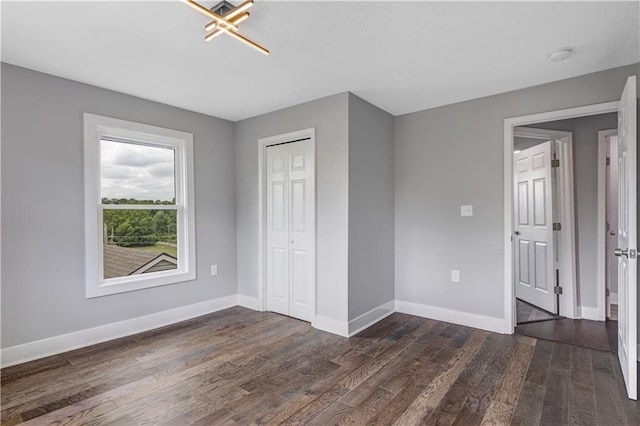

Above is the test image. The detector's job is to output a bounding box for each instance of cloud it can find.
[101,140,176,201]
[147,163,175,178]
[101,165,137,179]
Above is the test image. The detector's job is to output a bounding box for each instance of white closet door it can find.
[288,139,314,322]
[266,139,315,322]
[266,143,290,316]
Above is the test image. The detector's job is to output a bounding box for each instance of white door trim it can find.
[503,101,619,333]
[514,127,576,318]
[598,129,619,322]
[258,128,317,326]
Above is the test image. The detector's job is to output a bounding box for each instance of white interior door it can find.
[615,75,637,400]
[514,141,557,313]
[266,139,315,322]
[266,143,290,316]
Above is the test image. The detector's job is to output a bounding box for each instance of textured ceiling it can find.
[2,1,639,121]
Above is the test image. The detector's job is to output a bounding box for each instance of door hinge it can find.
[553,223,562,231]
[606,222,610,232]
[554,286,563,295]
[552,159,560,168]
[606,288,610,297]
[631,249,637,260]
[606,157,611,166]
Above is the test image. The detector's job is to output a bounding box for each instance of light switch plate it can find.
[451,270,460,282]
[211,264,218,276]
[461,205,473,216]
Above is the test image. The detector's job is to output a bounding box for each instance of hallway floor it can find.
[516,317,617,353]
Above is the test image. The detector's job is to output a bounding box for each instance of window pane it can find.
[101,139,175,204]
[103,209,178,279]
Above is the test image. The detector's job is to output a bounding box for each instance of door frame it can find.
[504,101,619,333]
[598,129,619,321]
[513,127,575,317]
[257,127,317,325]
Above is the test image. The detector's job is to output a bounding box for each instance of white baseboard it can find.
[237,294,260,311]
[580,306,600,321]
[395,300,507,334]
[610,292,619,304]
[348,300,395,337]
[0,295,237,368]
[314,315,349,337]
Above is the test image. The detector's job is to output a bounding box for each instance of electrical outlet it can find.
[451,270,460,282]
[211,264,218,276]
[461,205,473,216]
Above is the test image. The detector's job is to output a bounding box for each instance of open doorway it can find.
[504,75,637,400]
[512,114,618,351]
[512,127,573,324]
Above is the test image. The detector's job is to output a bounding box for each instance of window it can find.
[84,113,196,297]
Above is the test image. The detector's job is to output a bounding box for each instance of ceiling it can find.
[2,1,639,122]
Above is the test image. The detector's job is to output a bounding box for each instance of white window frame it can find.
[84,113,196,298]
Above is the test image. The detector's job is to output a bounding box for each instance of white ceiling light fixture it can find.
[182,0,269,55]
[548,48,573,62]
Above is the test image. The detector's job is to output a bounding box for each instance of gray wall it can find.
[235,93,350,322]
[348,94,395,320]
[1,64,237,348]
[514,136,546,151]
[395,64,639,321]
[525,113,618,309]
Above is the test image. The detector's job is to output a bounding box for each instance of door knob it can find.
[614,248,628,257]
[514,231,521,236]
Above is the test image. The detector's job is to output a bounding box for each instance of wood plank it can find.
[462,334,519,415]
[489,337,535,408]
[510,382,545,426]
[368,373,435,425]
[481,400,514,426]
[191,407,233,426]
[523,339,553,387]
[337,387,395,425]
[424,381,469,425]
[540,342,570,425]
[568,381,597,426]
[339,337,428,407]
[591,350,627,425]
[452,406,484,426]
[392,329,488,425]
[571,344,594,387]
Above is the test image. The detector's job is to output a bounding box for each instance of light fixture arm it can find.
[205,11,250,33]
[182,0,269,56]
[182,0,238,30]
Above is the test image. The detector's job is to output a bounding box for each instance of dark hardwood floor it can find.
[516,317,618,353]
[2,307,638,425]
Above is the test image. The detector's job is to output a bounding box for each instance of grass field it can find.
[131,244,177,258]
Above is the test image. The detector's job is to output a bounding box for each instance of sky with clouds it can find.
[101,140,175,202]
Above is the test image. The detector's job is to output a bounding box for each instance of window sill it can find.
[86,270,197,298]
